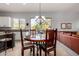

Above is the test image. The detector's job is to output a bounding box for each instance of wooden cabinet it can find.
[0,33,15,52]
[58,32,79,54]
[71,37,79,54]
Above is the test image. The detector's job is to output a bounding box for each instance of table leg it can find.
[37,44,39,56]
[36,42,38,56]
[33,46,35,56]
[45,44,47,56]
[40,46,42,56]
[36,42,42,56]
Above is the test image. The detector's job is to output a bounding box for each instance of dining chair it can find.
[40,29,57,56]
[20,29,35,56]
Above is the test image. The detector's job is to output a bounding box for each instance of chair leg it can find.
[45,44,47,56]
[54,49,56,56]
[21,49,24,56]
[48,52,49,55]
[33,47,35,56]
[44,47,47,56]
[30,48,32,55]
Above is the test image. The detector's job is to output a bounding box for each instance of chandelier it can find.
[35,3,45,25]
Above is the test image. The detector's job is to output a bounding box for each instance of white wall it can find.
[53,20,77,31]
[0,12,79,40]
[52,12,79,31]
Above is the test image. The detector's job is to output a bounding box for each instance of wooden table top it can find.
[24,34,49,42]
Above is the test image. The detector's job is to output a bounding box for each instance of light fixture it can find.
[6,3,10,5]
[22,3,26,5]
[35,3,45,25]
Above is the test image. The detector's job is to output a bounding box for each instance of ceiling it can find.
[0,3,79,13]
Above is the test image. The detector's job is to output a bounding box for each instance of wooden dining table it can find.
[24,34,49,56]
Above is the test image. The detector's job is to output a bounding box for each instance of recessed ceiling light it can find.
[6,3,10,5]
[23,3,26,5]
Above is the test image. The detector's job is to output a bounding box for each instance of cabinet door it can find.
[64,36,71,48]
[59,34,72,49]
[59,34,65,44]
[71,37,79,54]
[0,41,4,50]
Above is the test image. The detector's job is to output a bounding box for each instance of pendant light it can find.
[35,3,45,25]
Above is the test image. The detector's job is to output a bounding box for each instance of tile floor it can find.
[0,41,78,56]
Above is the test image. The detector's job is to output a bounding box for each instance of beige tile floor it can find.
[0,41,78,56]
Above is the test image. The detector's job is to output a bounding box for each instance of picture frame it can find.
[61,23,72,29]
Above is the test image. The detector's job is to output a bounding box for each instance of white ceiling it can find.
[0,3,79,12]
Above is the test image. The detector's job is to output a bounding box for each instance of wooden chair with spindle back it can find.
[20,29,35,56]
[40,29,57,56]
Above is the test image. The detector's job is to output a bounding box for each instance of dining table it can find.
[24,33,49,56]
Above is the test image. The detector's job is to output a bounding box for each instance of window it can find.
[12,18,26,29]
[31,16,52,30]
[20,19,26,29]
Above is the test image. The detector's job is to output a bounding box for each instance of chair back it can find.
[20,29,24,48]
[46,29,57,47]
[54,29,57,48]
[30,29,36,38]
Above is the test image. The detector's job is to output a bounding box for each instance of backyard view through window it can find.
[31,16,52,30]
[12,16,52,30]
[12,18,26,29]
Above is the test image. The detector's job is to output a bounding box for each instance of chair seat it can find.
[40,44,54,49]
[40,45,54,53]
[47,47,55,52]
[23,42,34,50]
